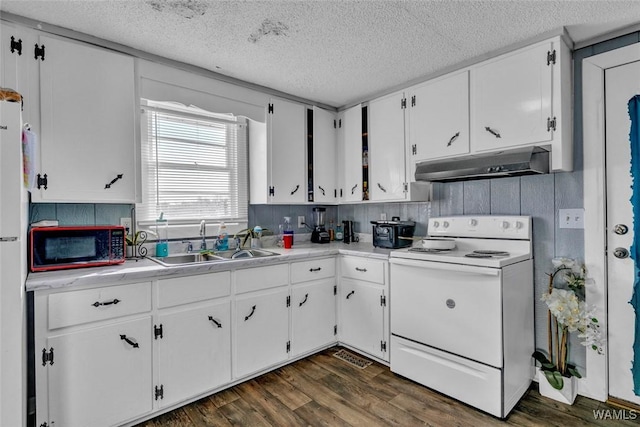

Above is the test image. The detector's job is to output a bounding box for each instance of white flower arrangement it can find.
[533,258,604,390]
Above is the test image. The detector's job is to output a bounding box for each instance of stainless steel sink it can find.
[148,249,280,266]
[148,252,224,266]
[212,249,281,260]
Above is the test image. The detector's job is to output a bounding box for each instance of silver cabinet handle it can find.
[484,127,501,138]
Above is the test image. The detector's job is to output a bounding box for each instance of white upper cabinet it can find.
[267,97,307,204]
[35,35,137,203]
[312,106,337,203]
[368,91,407,201]
[341,104,363,202]
[408,71,470,162]
[470,37,571,171]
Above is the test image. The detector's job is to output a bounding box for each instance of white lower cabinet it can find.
[45,317,153,427]
[291,279,337,357]
[338,256,389,362]
[157,301,231,407]
[234,287,290,378]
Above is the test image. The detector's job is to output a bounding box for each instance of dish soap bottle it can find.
[155,213,169,257]
[216,222,229,251]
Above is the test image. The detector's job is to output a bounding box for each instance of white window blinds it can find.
[138,100,248,225]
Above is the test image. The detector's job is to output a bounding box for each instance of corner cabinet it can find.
[470,36,572,171]
[34,35,137,203]
[267,98,307,204]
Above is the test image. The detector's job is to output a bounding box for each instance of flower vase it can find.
[538,371,577,404]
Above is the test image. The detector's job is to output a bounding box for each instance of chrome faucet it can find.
[199,220,207,250]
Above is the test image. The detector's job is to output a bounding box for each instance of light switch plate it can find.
[559,209,584,229]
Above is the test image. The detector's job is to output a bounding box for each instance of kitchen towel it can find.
[628,94,640,395]
[22,126,37,189]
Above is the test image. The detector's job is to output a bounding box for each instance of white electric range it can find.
[389,215,534,418]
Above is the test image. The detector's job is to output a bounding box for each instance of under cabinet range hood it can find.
[414,147,549,182]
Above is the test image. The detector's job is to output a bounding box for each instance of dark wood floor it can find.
[136,346,637,426]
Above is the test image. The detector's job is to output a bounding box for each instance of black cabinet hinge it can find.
[10,36,22,55]
[401,98,407,109]
[286,340,291,353]
[39,423,48,427]
[334,325,337,336]
[547,117,557,132]
[411,144,417,155]
[338,119,342,128]
[41,347,54,366]
[403,182,408,193]
[547,49,556,66]
[268,103,274,114]
[286,295,291,307]
[334,119,337,128]
[333,285,337,295]
[37,173,48,190]
[154,324,163,340]
[155,384,164,400]
[34,43,45,61]
[381,341,387,352]
[380,295,386,307]
[269,186,275,197]
[411,95,416,107]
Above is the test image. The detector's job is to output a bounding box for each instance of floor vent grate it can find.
[333,349,372,369]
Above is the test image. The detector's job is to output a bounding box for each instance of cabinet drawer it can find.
[158,272,231,309]
[291,258,335,283]
[340,257,385,284]
[48,282,151,330]
[235,263,288,294]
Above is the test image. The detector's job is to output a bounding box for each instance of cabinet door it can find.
[1,25,40,141]
[158,300,231,407]
[339,278,384,360]
[369,91,406,201]
[45,317,152,427]
[471,42,553,152]
[409,71,470,162]
[313,106,337,203]
[268,98,306,203]
[234,287,289,378]
[342,104,363,202]
[36,35,136,203]
[291,279,336,357]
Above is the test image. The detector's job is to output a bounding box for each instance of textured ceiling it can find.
[2,0,640,108]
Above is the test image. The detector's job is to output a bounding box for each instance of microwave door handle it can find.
[390,258,501,276]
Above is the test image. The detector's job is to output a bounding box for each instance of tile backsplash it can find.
[30,203,133,227]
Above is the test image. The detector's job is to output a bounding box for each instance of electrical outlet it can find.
[120,217,132,234]
[298,215,305,228]
[559,209,584,229]
[380,213,387,220]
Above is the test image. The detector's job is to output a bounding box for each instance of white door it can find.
[339,278,384,359]
[290,279,336,357]
[157,301,231,407]
[313,106,337,203]
[368,91,406,201]
[342,104,363,202]
[605,59,640,406]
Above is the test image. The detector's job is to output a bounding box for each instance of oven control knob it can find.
[432,221,440,228]
[442,221,450,228]
[468,219,477,227]
[500,221,509,229]
[514,221,523,229]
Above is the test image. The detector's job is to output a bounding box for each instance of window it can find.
[138,100,248,226]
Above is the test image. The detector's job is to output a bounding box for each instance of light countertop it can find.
[26,242,393,292]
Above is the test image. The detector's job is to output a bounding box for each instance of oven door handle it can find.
[390,258,501,276]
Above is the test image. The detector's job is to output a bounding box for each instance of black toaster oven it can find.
[371,220,416,249]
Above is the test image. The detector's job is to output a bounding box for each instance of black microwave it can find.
[29,226,126,272]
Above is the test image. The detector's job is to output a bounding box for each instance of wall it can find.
[29,203,133,226]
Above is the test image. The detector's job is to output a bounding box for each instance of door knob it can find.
[614,247,629,259]
[614,224,629,235]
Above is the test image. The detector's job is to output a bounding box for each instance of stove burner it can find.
[464,250,511,258]
[464,253,493,258]
[408,247,451,254]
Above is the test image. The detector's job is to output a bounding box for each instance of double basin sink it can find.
[148,248,280,267]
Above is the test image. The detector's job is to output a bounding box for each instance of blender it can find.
[311,207,330,243]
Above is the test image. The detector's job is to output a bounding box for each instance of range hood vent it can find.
[414,148,549,182]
